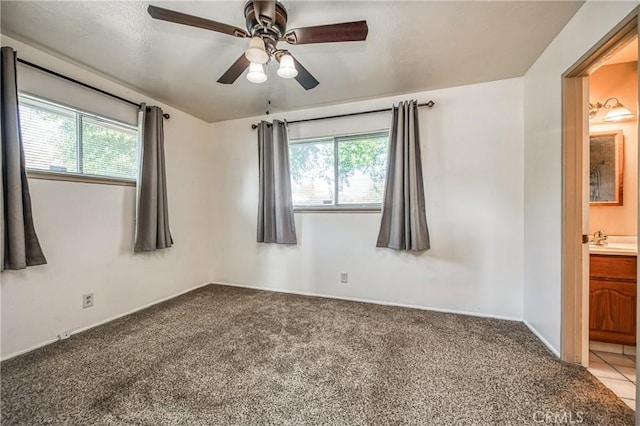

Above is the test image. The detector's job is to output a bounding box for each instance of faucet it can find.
[592,230,608,246]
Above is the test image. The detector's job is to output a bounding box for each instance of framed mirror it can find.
[589,130,624,206]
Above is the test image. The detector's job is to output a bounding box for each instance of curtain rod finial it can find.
[426,100,435,108]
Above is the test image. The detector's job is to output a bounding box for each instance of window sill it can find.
[27,170,136,187]
[294,206,382,213]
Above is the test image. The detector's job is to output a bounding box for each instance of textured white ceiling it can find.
[1,1,584,123]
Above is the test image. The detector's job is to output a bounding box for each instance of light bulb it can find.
[246,62,267,84]
[277,54,298,79]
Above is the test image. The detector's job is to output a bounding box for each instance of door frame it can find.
[561,9,639,366]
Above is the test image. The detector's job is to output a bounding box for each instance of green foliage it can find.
[20,106,77,171]
[20,102,137,179]
[337,137,387,191]
[289,140,334,186]
[82,120,137,178]
[289,135,388,202]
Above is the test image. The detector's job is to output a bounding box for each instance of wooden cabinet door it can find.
[589,279,636,346]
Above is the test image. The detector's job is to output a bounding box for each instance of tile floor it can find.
[588,349,636,410]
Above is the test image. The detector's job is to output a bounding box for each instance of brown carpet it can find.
[1,284,634,425]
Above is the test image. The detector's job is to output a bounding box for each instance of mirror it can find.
[589,130,624,206]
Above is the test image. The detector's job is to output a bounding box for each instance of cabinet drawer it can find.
[590,254,637,281]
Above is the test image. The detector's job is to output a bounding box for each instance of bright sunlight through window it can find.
[19,94,138,181]
[289,131,389,209]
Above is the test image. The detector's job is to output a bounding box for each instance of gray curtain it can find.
[376,100,430,251]
[257,120,297,244]
[1,46,47,270]
[134,104,173,252]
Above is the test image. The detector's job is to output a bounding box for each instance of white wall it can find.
[14,0,631,358]
[523,1,638,354]
[0,36,214,359]
[210,78,524,320]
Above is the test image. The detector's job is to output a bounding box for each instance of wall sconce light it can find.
[589,97,635,122]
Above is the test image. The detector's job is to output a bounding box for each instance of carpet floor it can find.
[1,284,634,425]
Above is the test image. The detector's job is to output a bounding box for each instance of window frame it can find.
[18,92,138,187]
[289,129,389,212]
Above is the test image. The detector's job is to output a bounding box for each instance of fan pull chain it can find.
[265,60,272,115]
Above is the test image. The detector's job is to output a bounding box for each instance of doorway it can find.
[561,8,639,414]
[586,34,638,411]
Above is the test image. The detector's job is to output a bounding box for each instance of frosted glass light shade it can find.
[245,37,269,64]
[246,62,267,84]
[603,105,634,122]
[277,54,298,79]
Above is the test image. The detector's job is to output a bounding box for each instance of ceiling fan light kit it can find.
[247,62,268,84]
[245,36,269,64]
[276,54,298,79]
[147,1,368,90]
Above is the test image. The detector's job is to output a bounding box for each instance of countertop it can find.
[589,236,637,256]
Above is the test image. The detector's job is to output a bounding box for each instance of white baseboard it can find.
[1,281,212,362]
[523,319,560,358]
[4,281,548,362]
[1,337,61,362]
[213,281,523,322]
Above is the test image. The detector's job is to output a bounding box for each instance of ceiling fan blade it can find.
[217,54,251,84]
[253,1,276,26]
[148,5,249,38]
[288,54,319,90]
[284,21,368,45]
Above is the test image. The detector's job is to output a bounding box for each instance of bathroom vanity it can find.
[589,242,638,345]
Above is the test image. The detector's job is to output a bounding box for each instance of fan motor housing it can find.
[244,1,288,51]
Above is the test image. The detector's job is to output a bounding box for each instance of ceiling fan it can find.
[147,1,368,90]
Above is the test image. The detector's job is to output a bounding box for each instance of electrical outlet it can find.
[340,272,348,283]
[82,293,94,309]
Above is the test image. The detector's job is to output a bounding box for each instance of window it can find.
[18,94,138,182]
[289,131,389,209]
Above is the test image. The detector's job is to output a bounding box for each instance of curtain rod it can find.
[16,58,170,119]
[250,100,435,129]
